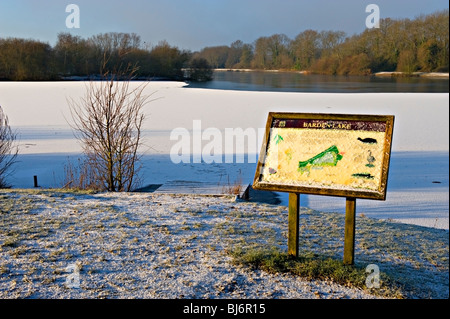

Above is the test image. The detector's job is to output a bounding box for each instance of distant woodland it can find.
[0,10,448,81]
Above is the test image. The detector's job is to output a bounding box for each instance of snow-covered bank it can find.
[374,71,449,78]
[0,82,448,230]
[0,190,448,299]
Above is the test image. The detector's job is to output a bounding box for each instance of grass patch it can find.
[228,247,405,298]
[1,235,20,248]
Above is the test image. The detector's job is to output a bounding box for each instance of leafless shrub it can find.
[67,64,151,192]
[62,157,103,191]
[221,171,244,196]
[0,106,18,188]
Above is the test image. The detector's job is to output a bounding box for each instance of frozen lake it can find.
[0,81,448,229]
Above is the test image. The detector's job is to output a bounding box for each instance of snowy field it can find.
[1,81,448,230]
[0,189,448,299]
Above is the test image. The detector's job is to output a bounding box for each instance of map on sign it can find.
[253,113,395,200]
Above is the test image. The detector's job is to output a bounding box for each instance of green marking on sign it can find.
[298,145,343,174]
[274,134,284,145]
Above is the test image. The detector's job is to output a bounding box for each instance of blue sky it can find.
[0,0,448,51]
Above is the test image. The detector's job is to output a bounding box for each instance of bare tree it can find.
[67,65,151,192]
[0,106,18,188]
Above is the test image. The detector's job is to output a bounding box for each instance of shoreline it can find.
[2,70,448,83]
[8,151,449,231]
[374,71,449,78]
[213,68,449,79]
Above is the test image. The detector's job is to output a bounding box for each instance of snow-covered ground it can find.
[1,189,448,299]
[1,82,449,230]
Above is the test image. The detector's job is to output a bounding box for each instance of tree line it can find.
[0,32,212,81]
[0,10,448,80]
[194,10,449,75]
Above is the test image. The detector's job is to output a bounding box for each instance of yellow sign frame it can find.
[253,112,395,201]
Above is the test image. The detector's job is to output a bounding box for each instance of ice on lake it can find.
[1,81,448,229]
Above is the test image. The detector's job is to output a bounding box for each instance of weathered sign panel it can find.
[253,113,395,200]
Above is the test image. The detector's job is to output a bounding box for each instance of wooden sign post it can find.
[253,113,394,265]
[288,193,300,257]
[344,197,356,265]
